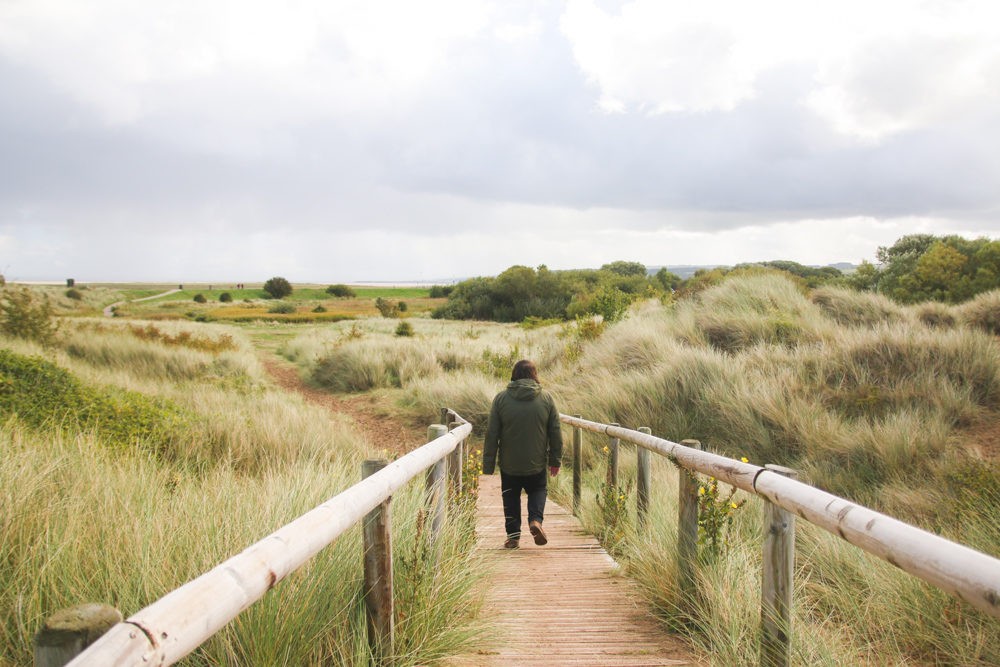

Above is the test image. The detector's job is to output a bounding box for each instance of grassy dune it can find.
[284,272,1000,665]
[0,319,485,666]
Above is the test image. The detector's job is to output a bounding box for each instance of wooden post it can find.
[361,459,393,660]
[761,465,798,667]
[439,407,449,430]
[447,421,463,498]
[606,423,620,490]
[425,425,448,545]
[677,439,702,611]
[33,603,122,667]
[572,415,582,515]
[636,427,651,530]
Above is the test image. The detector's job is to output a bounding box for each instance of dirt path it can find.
[103,288,182,317]
[259,355,426,455]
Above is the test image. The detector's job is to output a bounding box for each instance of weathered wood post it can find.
[447,421,463,498]
[761,465,798,667]
[425,425,448,545]
[573,415,583,515]
[636,427,652,529]
[33,603,122,667]
[606,423,620,490]
[361,458,394,659]
[677,439,702,611]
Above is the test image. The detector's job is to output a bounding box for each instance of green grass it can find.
[275,273,1000,665]
[0,319,488,666]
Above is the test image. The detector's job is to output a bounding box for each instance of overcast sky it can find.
[2,0,999,282]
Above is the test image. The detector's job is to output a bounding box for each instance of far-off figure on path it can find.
[483,359,563,549]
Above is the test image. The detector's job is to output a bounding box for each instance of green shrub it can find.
[312,305,327,313]
[395,321,414,337]
[263,276,293,299]
[193,293,207,303]
[397,301,408,313]
[0,288,58,345]
[376,297,399,318]
[219,292,233,303]
[325,284,355,298]
[0,349,187,453]
[65,288,83,300]
[269,302,296,314]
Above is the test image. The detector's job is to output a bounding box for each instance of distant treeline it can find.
[847,234,1000,304]
[431,259,843,323]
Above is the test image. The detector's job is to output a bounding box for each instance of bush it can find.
[326,284,356,298]
[263,276,293,299]
[0,288,58,345]
[313,305,327,313]
[0,349,187,453]
[397,301,408,313]
[376,297,399,318]
[269,302,296,314]
[219,292,233,303]
[395,321,414,337]
[65,288,83,300]
[429,285,454,298]
[193,294,207,303]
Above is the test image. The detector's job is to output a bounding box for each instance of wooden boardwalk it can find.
[451,475,701,666]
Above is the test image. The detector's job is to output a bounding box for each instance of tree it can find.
[263,276,293,299]
[326,284,355,298]
[655,268,682,291]
[601,260,647,277]
[375,297,399,317]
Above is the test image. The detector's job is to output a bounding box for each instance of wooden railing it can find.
[35,411,472,667]
[561,414,1000,666]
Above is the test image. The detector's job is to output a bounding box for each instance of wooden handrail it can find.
[61,419,472,667]
[560,414,1000,620]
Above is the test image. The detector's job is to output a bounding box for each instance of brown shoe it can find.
[529,520,547,546]
[503,538,519,549]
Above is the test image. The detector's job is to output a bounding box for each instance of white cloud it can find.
[560,0,1000,141]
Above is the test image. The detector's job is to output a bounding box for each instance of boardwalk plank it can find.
[446,475,702,667]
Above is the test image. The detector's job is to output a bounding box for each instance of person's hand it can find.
[549,466,560,477]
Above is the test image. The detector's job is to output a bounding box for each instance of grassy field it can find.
[275,273,1000,665]
[0,315,486,666]
[39,282,446,322]
[5,275,1000,665]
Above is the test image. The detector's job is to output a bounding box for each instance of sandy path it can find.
[259,355,426,455]
[103,288,182,317]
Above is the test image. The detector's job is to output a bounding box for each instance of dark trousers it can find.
[500,470,547,540]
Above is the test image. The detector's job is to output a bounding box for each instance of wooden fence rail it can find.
[42,415,472,667]
[561,414,1000,666]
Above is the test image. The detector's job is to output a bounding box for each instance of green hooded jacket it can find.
[482,378,563,476]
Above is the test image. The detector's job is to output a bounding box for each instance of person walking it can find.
[482,359,563,549]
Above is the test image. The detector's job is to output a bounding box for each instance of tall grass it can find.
[329,273,1000,665]
[0,319,487,666]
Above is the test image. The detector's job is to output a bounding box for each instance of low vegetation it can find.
[0,314,487,666]
[279,272,1000,665]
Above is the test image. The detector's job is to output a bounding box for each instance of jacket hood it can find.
[506,378,541,400]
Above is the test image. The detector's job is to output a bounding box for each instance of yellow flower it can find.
[698,487,705,495]
[619,494,625,501]
[740,457,748,463]
[731,502,738,509]
[602,446,609,453]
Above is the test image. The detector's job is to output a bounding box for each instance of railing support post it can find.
[447,421,463,498]
[573,415,582,515]
[636,427,651,529]
[33,603,122,667]
[425,425,448,546]
[677,439,702,611]
[361,458,394,660]
[606,423,620,490]
[761,465,798,667]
